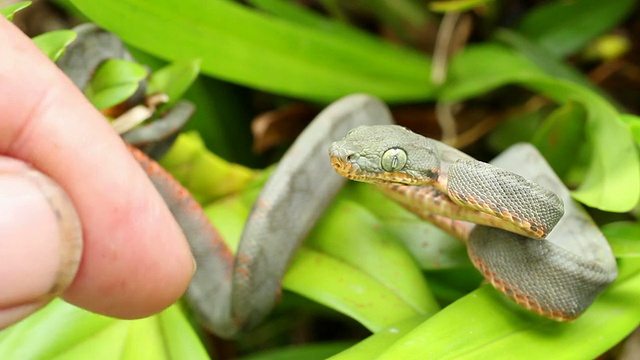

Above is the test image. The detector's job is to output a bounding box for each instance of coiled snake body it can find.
[329,125,618,321]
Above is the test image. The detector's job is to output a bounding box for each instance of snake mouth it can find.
[329,154,363,180]
[330,154,423,186]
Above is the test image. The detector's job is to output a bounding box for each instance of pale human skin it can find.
[0,17,194,328]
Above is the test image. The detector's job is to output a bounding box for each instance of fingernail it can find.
[0,158,82,328]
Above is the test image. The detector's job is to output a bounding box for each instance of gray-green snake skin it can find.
[330,123,618,321]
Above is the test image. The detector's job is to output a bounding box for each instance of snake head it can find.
[329,125,440,186]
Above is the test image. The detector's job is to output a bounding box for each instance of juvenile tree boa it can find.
[57,24,618,338]
[329,125,618,320]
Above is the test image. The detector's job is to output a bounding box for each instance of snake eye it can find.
[381,148,407,172]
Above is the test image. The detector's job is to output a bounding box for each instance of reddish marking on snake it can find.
[254,198,272,215]
[235,266,251,278]
[237,253,252,266]
[128,144,236,271]
[469,252,574,321]
[449,191,546,239]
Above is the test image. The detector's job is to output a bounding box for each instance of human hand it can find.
[0,18,194,328]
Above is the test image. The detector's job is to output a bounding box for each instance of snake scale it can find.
[57,24,618,337]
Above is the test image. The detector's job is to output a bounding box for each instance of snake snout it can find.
[329,143,360,176]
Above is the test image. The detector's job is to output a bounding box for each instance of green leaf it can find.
[0,300,207,360]
[84,58,148,110]
[439,44,544,101]
[159,132,257,203]
[1,1,30,20]
[70,0,432,102]
[0,299,116,359]
[156,305,210,360]
[370,259,640,360]
[517,0,637,58]
[620,113,640,147]
[525,77,639,212]
[32,30,77,62]
[442,44,640,212]
[602,222,640,258]
[304,197,440,316]
[531,101,587,179]
[283,247,427,333]
[147,59,201,107]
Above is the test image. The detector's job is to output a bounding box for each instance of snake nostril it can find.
[346,153,358,162]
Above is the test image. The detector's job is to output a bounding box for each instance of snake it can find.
[329,124,618,321]
[56,24,618,338]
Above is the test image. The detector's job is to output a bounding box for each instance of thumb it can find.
[0,156,82,329]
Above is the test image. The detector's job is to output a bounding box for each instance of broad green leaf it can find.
[283,247,426,332]
[602,222,640,258]
[0,299,116,359]
[442,44,640,212]
[372,259,640,360]
[517,0,637,58]
[305,198,440,315]
[531,101,587,179]
[70,0,433,102]
[524,77,639,211]
[147,59,201,107]
[1,1,30,20]
[0,300,207,360]
[84,59,147,110]
[439,44,544,101]
[32,30,77,62]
